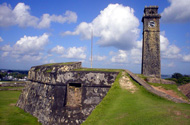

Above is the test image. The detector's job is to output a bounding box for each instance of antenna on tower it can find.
[91,28,93,68]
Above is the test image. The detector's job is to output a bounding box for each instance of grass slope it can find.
[83,72,190,125]
[0,91,40,125]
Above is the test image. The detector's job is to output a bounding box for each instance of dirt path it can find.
[151,86,187,101]
[119,71,137,93]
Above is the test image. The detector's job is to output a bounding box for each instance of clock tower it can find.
[141,6,161,78]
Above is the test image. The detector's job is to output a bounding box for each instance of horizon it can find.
[1,68,189,76]
[0,0,190,74]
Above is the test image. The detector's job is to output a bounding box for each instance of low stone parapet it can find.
[147,77,176,84]
[125,70,189,104]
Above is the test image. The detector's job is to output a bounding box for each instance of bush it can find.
[172,73,183,79]
[170,73,190,85]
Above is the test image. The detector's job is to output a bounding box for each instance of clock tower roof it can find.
[142,5,161,22]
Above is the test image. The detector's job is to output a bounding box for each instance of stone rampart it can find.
[17,62,118,125]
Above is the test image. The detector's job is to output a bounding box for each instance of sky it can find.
[0,0,190,74]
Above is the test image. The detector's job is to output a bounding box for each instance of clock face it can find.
[148,21,155,28]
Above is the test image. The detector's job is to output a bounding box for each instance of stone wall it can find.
[178,83,190,99]
[17,62,118,125]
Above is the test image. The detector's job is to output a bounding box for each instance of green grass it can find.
[46,69,52,73]
[42,62,74,66]
[0,91,40,125]
[0,81,25,83]
[83,72,190,125]
[35,68,40,72]
[0,86,24,89]
[74,68,123,72]
[136,74,148,80]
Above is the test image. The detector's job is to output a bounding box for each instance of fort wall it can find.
[16,62,118,124]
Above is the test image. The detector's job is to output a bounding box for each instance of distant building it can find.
[13,78,18,81]
[18,79,27,81]
[8,76,13,80]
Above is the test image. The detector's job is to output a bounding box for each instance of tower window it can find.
[149,10,155,14]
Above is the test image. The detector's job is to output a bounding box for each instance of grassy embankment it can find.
[0,90,40,125]
[83,72,190,125]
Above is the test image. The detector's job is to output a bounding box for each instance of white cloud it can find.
[63,47,86,59]
[129,40,142,64]
[38,11,77,28]
[0,2,38,27]
[62,4,140,50]
[160,34,181,59]
[183,54,190,62]
[13,3,39,27]
[43,59,55,64]
[136,40,142,49]
[51,46,86,59]
[0,3,15,26]
[92,55,107,61]
[12,33,49,55]
[37,14,51,28]
[0,33,49,62]
[162,0,190,22]
[0,36,3,42]
[1,45,12,51]
[110,41,142,64]
[160,34,169,52]
[20,53,43,62]
[50,45,65,54]
[111,50,128,63]
[2,52,9,57]
[109,32,184,65]
[167,62,175,67]
[130,48,142,64]
[0,3,77,28]
[51,11,77,23]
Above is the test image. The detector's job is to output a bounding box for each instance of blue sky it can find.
[0,0,190,74]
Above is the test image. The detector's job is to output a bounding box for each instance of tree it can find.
[0,72,7,79]
[172,73,183,79]
[170,72,190,85]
